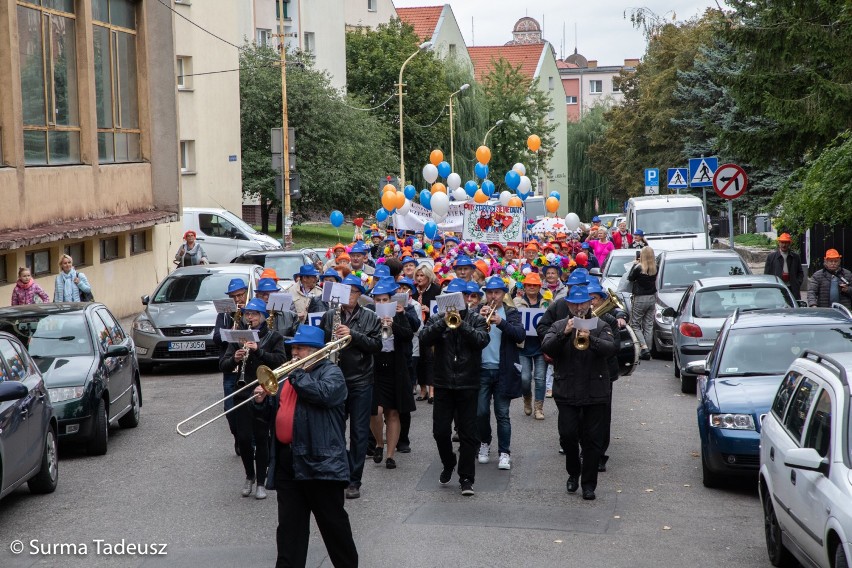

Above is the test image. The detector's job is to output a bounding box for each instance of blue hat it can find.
[243,298,269,317]
[433,238,444,246]
[466,281,484,296]
[566,270,590,287]
[566,285,591,304]
[254,278,280,293]
[321,268,342,282]
[444,279,467,294]
[285,325,325,348]
[373,265,391,278]
[586,280,607,299]
[484,275,509,292]
[350,241,370,255]
[592,216,601,223]
[445,236,460,245]
[294,264,319,279]
[385,235,395,242]
[370,279,399,296]
[227,278,248,294]
[341,274,366,294]
[401,256,417,266]
[454,255,475,268]
[397,277,416,290]
[412,249,426,257]
[633,228,644,236]
[581,242,590,250]
[543,263,562,275]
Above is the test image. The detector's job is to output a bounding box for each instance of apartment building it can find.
[559,50,639,121]
[396,4,472,70]
[345,0,396,31]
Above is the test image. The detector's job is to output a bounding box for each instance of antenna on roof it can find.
[562,22,566,59]
[471,16,474,46]
[574,22,578,52]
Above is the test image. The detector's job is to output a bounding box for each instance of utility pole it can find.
[276,14,293,250]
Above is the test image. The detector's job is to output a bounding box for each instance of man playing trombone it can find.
[213,278,249,454]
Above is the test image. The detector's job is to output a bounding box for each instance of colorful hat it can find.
[412,249,427,257]
[183,230,196,239]
[524,242,540,251]
[260,268,279,281]
[350,241,370,255]
[484,275,509,292]
[243,297,269,317]
[633,229,645,236]
[444,279,467,294]
[397,277,416,290]
[321,268,342,282]
[566,270,589,287]
[254,278,280,293]
[543,263,562,276]
[566,285,591,304]
[336,253,351,262]
[777,233,792,243]
[581,242,590,250]
[592,216,601,223]
[294,264,319,279]
[284,325,325,348]
[371,232,384,240]
[373,265,391,278]
[466,281,484,296]
[341,274,366,294]
[445,236,460,245]
[488,243,505,254]
[332,242,347,252]
[586,280,608,298]
[371,279,400,296]
[454,255,475,268]
[475,259,491,277]
[401,256,417,266]
[227,278,248,295]
[825,249,842,260]
[521,272,542,286]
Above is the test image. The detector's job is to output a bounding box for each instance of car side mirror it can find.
[105,345,130,358]
[0,381,28,402]
[685,360,708,376]
[662,307,677,318]
[141,295,150,306]
[784,447,829,476]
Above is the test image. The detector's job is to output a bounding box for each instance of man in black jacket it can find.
[542,285,617,501]
[320,275,382,499]
[764,233,804,300]
[420,279,490,496]
[535,269,590,338]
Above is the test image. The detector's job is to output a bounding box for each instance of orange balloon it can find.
[527,134,541,152]
[429,149,444,166]
[382,184,396,194]
[507,196,523,207]
[473,189,488,203]
[431,182,447,194]
[546,196,559,213]
[381,190,397,211]
[476,146,491,165]
[394,190,406,209]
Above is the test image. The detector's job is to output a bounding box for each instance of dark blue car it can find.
[689,308,852,487]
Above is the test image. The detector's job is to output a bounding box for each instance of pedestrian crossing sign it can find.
[688,157,718,188]
[667,168,688,189]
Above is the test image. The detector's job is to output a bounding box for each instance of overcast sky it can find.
[393,0,722,65]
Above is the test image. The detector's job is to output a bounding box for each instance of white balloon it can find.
[423,163,439,184]
[398,199,411,216]
[513,163,526,176]
[447,172,462,191]
[518,175,532,193]
[452,187,468,202]
[433,212,447,224]
[565,212,581,231]
[499,190,512,207]
[430,191,450,217]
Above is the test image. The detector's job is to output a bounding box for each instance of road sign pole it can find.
[727,200,734,249]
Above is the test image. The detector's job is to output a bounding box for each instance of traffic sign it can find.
[667,168,688,189]
[644,168,659,187]
[712,163,748,200]
[688,157,717,187]
[644,185,659,195]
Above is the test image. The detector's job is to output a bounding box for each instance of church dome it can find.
[565,48,588,68]
[513,17,541,34]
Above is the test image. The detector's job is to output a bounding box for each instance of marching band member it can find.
[282,265,322,323]
[348,241,375,275]
[513,272,547,420]
[453,254,476,282]
[213,278,249,453]
[395,276,422,453]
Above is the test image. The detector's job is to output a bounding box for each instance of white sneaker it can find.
[478,443,490,464]
[498,452,511,470]
[255,486,267,500]
[241,478,254,497]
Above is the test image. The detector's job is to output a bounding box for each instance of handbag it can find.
[77,273,94,302]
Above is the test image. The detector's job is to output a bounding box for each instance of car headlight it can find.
[709,413,755,430]
[655,305,672,325]
[133,319,157,333]
[48,386,85,403]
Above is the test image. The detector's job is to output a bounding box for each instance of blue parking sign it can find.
[644,168,659,186]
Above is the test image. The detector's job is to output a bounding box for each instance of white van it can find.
[626,195,709,252]
[182,207,282,264]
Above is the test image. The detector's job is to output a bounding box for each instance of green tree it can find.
[564,106,611,219]
[442,60,488,182]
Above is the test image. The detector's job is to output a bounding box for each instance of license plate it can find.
[168,341,206,352]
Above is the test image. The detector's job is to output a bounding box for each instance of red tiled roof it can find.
[468,44,545,82]
[396,6,443,42]
[556,59,579,69]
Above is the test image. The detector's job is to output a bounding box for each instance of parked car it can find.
[0,304,140,454]
[232,249,323,281]
[132,265,263,369]
[597,213,620,231]
[652,249,751,357]
[759,351,852,568]
[687,307,852,488]
[664,275,797,393]
[600,249,639,293]
[182,207,281,264]
[0,331,58,500]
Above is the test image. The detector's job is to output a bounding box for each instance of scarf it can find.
[16,278,34,290]
[60,270,79,302]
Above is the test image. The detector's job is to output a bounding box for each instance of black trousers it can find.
[432,387,478,484]
[556,402,609,492]
[600,389,614,460]
[275,443,358,568]
[234,401,269,484]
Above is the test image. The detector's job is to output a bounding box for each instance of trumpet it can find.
[176,336,351,437]
[482,301,498,332]
[445,307,462,329]
[572,310,591,351]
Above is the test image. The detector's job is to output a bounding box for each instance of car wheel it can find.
[837,546,849,568]
[681,374,696,394]
[763,489,796,567]
[28,426,58,494]
[118,380,141,429]
[87,399,109,456]
[701,449,722,488]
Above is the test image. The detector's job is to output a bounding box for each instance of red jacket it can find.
[612,231,633,250]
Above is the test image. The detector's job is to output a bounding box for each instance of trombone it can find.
[175,336,351,437]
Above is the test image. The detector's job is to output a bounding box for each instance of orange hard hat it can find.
[524,242,539,251]
[260,268,279,280]
[777,233,792,243]
[522,272,542,286]
[475,259,491,277]
[825,249,842,260]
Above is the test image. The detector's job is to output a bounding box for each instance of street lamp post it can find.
[483,119,504,146]
[397,41,432,188]
[448,83,469,171]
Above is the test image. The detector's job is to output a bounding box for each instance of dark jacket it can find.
[535,297,571,339]
[260,359,349,489]
[599,312,622,380]
[486,306,526,399]
[420,309,490,389]
[541,317,617,405]
[764,249,804,299]
[320,306,382,386]
[628,264,657,297]
[213,310,242,360]
[808,267,852,308]
[219,324,288,397]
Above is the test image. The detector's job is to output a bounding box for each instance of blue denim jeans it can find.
[477,368,512,454]
[520,354,546,401]
[344,383,373,488]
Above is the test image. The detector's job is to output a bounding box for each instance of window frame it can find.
[565,95,577,104]
[130,230,148,255]
[99,236,120,262]
[802,387,832,458]
[782,376,819,444]
[367,0,377,12]
[304,31,315,53]
[589,80,603,94]
[0,255,7,284]
[64,242,86,267]
[176,56,192,90]
[179,140,195,174]
[25,249,51,277]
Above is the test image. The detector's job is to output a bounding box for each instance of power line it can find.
[156,0,242,49]
[340,93,396,112]
[405,106,447,128]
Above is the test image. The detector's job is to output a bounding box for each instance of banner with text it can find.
[462,203,525,243]
[427,302,544,336]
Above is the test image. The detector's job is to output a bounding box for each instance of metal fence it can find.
[805,224,852,274]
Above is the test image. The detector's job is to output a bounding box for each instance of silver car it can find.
[132,265,263,369]
[664,275,797,393]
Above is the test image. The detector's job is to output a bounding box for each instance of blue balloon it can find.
[419,189,432,210]
[437,161,452,179]
[376,208,388,222]
[481,180,495,197]
[518,192,529,202]
[464,180,478,197]
[505,170,521,190]
[424,221,438,240]
[475,162,489,179]
[404,185,416,200]
[549,191,561,200]
[330,210,344,227]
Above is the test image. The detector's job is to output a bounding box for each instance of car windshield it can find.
[661,258,747,290]
[153,273,248,303]
[598,214,619,229]
[637,206,705,236]
[604,252,637,278]
[718,325,852,377]
[8,314,94,357]
[264,256,306,280]
[693,286,792,318]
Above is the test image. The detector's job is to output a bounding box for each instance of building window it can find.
[93,0,141,164]
[180,140,195,174]
[176,56,192,90]
[566,95,578,104]
[174,0,190,4]
[25,250,50,277]
[64,243,86,267]
[17,1,81,165]
[304,32,315,53]
[590,80,603,94]
[256,28,271,46]
[0,255,7,284]
[448,44,457,57]
[276,0,289,19]
[130,231,147,254]
[548,76,554,90]
[100,237,120,262]
[612,81,621,93]
[367,0,377,11]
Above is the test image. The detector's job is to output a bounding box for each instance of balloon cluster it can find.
[500,162,530,208]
